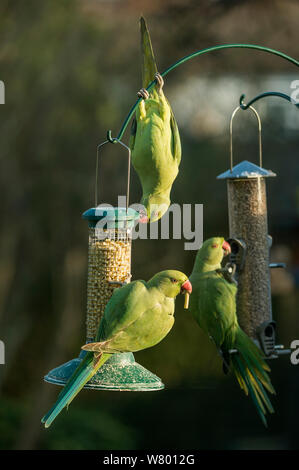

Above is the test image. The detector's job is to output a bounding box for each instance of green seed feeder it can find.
[44,140,164,391]
[217,105,289,358]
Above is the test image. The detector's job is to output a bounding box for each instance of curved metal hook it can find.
[95,139,131,212]
[240,92,299,110]
[106,130,119,143]
[230,105,262,171]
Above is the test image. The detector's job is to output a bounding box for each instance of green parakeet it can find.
[41,270,192,428]
[129,17,181,223]
[189,237,275,426]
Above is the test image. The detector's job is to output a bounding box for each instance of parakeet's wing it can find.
[96,280,149,342]
[197,274,237,348]
[169,105,181,166]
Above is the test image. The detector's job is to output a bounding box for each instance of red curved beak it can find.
[181,280,192,294]
[222,240,231,256]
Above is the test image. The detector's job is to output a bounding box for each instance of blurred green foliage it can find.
[0,0,298,450]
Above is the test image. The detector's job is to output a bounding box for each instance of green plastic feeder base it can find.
[44,351,164,391]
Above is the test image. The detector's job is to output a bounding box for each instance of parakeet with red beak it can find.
[41,270,191,428]
[129,17,181,223]
[189,237,275,426]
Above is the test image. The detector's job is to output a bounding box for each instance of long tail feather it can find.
[140,17,158,89]
[229,327,275,426]
[234,354,268,427]
[41,353,111,428]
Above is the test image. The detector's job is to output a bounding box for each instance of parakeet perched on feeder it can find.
[129,17,181,223]
[41,270,192,428]
[189,237,275,426]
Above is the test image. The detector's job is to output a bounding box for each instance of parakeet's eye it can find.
[212,243,218,248]
[171,278,178,283]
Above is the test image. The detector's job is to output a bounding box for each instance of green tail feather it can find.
[140,16,158,89]
[234,354,268,427]
[41,353,111,428]
[229,327,275,427]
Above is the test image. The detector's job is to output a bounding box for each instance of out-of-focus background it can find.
[0,0,298,450]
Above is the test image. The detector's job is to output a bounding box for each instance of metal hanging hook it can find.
[239,91,299,110]
[230,105,262,171]
[95,139,131,212]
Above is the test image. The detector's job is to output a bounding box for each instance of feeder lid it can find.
[82,206,140,228]
[217,160,276,180]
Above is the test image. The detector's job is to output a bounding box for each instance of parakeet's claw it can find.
[228,348,238,355]
[137,88,149,100]
[81,342,102,352]
[154,72,164,93]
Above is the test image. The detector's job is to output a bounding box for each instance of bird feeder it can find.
[217,105,287,357]
[44,140,164,390]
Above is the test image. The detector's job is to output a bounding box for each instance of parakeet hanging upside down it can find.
[41,270,192,428]
[129,17,181,223]
[189,237,275,426]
